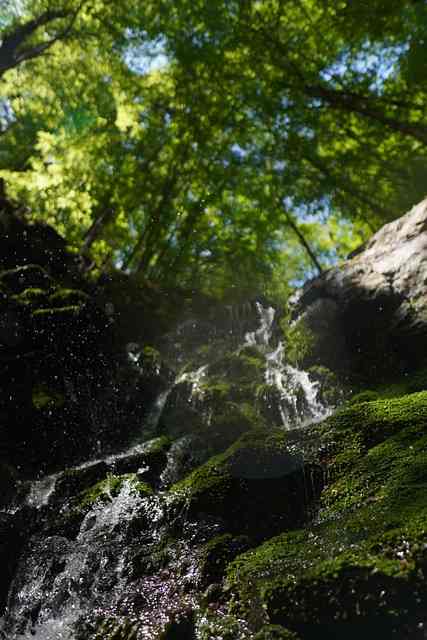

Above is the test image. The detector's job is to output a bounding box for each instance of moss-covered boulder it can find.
[198,533,251,589]
[48,472,153,541]
[0,265,53,294]
[0,204,77,276]
[170,429,321,540]
[225,392,427,638]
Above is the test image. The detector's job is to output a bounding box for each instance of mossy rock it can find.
[320,390,427,453]
[196,610,252,639]
[170,429,320,539]
[32,384,65,410]
[208,348,265,385]
[205,402,265,453]
[109,436,172,484]
[225,391,427,639]
[77,473,152,509]
[199,533,251,586]
[12,287,50,308]
[49,473,152,540]
[0,265,53,294]
[159,379,204,437]
[48,287,89,307]
[53,461,111,502]
[348,389,380,405]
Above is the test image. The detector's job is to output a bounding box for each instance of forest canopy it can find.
[1,0,427,298]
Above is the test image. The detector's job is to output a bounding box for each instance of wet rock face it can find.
[294,198,427,380]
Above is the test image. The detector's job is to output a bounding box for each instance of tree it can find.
[0,3,85,78]
[1,0,426,297]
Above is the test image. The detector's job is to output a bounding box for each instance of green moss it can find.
[196,611,252,640]
[48,287,89,307]
[225,391,427,638]
[200,533,250,585]
[12,287,49,307]
[93,618,137,639]
[201,381,233,402]
[321,390,427,452]
[32,305,81,318]
[32,385,65,409]
[142,435,172,458]
[78,473,152,509]
[170,429,308,538]
[172,429,288,496]
[208,349,265,384]
[0,264,52,293]
[348,390,380,405]
[282,318,315,367]
[208,401,265,440]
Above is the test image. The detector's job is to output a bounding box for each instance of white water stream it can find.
[2,300,332,639]
[245,302,330,427]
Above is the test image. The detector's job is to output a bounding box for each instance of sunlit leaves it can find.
[1,0,427,298]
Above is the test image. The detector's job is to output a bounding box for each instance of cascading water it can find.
[1,299,335,640]
[244,302,330,427]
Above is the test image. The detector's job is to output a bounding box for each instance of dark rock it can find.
[0,203,78,278]
[53,461,110,501]
[0,508,33,615]
[293,198,427,380]
[0,265,53,294]
[170,429,323,540]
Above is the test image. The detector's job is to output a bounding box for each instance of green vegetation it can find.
[225,391,427,637]
[170,428,310,539]
[0,265,52,293]
[2,1,427,295]
[48,288,89,307]
[32,385,65,409]
[78,473,152,509]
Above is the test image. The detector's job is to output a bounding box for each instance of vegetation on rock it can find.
[224,391,427,638]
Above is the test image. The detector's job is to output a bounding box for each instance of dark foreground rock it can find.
[294,198,427,381]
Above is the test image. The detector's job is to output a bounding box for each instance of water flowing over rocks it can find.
[1,198,427,639]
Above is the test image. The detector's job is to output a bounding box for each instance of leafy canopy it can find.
[1,0,427,297]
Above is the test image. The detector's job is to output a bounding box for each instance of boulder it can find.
[170,429,323,541]
[293,198,427,380]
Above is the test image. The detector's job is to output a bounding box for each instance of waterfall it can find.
[249,303,329,427]
[1,298,335,640]
[155,300,330,433]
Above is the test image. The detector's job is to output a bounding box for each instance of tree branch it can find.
[0,2,86,77]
